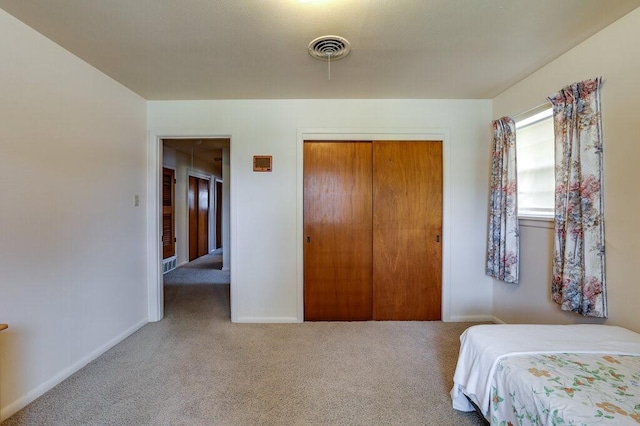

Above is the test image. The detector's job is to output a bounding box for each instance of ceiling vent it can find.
[308,35,351,61]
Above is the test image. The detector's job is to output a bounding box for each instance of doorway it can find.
[148,136,231,322]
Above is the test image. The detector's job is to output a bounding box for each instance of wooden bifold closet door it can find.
[303,142,373,321]
[303,140,442,321]
[372,142,442,320]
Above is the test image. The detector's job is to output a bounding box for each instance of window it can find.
[515,108,554,218]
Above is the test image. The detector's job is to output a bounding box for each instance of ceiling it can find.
[1,0,638,100]
[163,138,228,170]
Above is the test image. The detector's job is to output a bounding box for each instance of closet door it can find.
[216,181,223,249]
[372,141,442,320]
[304,141,373,321]
[188,176,198,261]
[197,178,209,257]
[188,176,210,261]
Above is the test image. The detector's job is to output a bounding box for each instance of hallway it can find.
[163,248,229,286]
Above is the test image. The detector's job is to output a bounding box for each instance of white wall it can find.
[148,99,494,323]
[0,9,148,420]
[492,8,640,332]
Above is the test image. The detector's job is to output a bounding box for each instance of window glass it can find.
[516,109,554,217]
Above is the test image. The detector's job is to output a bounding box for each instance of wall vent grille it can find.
[163,257,177,274]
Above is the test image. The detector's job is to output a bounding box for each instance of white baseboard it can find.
[0,318,148,422]
[234,316,494,324]
[444,314,496,323]
[233,316,299,323]
[491,315,506,324]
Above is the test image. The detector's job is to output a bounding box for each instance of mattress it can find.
[451,324,640,424]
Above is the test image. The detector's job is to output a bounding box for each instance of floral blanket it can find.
[451,324,640,417]
[490,353,640,425]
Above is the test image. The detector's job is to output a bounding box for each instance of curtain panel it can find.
[487,117,519,284]
[547,77,607,318]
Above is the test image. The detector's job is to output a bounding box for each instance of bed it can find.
[451,324,640,425]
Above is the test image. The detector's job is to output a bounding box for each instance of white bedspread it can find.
[450,324,640,419]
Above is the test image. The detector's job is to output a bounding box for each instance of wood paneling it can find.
[304,141,373,321]
[372,141,442,320]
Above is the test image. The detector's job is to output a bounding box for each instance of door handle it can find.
[306,236,311,243]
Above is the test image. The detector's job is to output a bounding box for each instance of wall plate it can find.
[253,155,272,172]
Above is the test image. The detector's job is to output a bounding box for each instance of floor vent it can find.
[163,257,177,274]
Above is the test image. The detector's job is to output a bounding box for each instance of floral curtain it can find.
[487,117,519,284]
[547,77,607,317]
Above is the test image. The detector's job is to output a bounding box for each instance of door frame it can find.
[147,131,234,322]
[297,128,452,322]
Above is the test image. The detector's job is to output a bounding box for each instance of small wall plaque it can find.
[253,155,272,172]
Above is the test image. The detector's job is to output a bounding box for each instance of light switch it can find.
[134,194,140,207]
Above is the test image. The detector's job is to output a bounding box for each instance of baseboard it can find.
[0,318,148,422]
[445,314,496,323]
[491,315,506,324]
[233,316,299,323]
[234,316,494,324]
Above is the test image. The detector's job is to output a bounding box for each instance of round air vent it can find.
[308,35,351,61]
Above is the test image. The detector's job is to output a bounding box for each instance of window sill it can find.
[518,214,554,229]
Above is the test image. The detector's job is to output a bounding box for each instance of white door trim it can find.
[187,170,211,180]
[147,131,234,322]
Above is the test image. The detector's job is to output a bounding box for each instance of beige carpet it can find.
[3,283,485,425]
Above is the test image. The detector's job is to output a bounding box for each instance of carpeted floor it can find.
[163,249,230,285]
[3,265,486,425]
